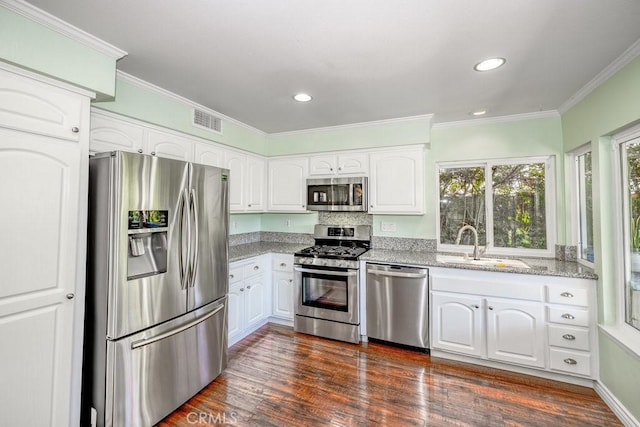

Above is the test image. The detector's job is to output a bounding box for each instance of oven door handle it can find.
[294,266,358,277]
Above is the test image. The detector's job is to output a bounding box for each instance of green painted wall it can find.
[562,55,640,422]
[229,214,262,235]
[266,115,431,156]
[94,77,267,155]
[0,6,117,96]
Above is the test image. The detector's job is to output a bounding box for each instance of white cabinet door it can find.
[246,155,266,211]
[194,142,225,168]
[431,292,484,357]
[369,147,424,214]
[309,155,337,176]
[146,129,194,161]
[228,282,245,344]
[245,274,268,329]
[0,128,85,426]
[0,69,83,142]
[89,112,144,155]
[273,271,294,320]
[268,157,309,211]
[338,153,368,175]
[225,151,247,212]
[486,298,545,368]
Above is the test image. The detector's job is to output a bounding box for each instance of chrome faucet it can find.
[455,224,481,260]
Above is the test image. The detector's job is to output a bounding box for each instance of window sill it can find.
[599,324,640,360]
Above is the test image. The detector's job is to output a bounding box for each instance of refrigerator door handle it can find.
[189,188,200,288]
[130,301,225,349]
[179,188,191,290]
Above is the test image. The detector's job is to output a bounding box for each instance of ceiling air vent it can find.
[192,108,222,134]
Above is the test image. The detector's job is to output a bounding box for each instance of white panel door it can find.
[0,69,83,141]
[309,155,337,176]
[431,292,484,357]
[369,147,424,214]
[267,157,309,211]
[194,142,225,168]
[486,298,545,368]
[338,153,369,175]
[272,271,294,320]
[246,155,266,211]
[245,275,268,329]
[146,129,194,161]
[225,151,246,212]
[227,282,245,344]
[89,112,144,154]
[0,128,81,427]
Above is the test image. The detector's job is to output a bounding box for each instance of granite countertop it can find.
[361,249,598,280]
[229,242,310,262]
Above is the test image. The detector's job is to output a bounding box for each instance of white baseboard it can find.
[594,381,640,427]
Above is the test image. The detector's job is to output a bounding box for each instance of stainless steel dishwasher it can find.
[366,263,429,350]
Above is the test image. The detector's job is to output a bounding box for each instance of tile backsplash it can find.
[318,212,372,226]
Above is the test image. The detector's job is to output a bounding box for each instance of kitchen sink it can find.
[436,254,531,269]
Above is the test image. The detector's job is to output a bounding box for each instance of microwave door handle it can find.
[189,188,199,288]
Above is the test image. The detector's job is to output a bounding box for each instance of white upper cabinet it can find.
[268,157,309,212]
[308,153,369,176]
[225,151,267,212]
[0,69,83,142]
[246,155,266,211]
[194,142,225,168]
[225,151,247,212]
[368,146,425,214]
[90,112,144,154]
[145,129,194,161]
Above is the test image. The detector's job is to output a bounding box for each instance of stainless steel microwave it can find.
[306,177,368,212]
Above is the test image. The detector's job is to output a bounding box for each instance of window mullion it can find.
[485,162,494,251]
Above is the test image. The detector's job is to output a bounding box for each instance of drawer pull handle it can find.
[280,263,287,267]
[562,334,576,341]
[247,285,251,289]
[560,292,574,298]
[561,313,575,320]
[240,288,244,292]
[471,304,479,309]
[563,358,577,365]
[71,126,79,133]
[229,274,234,279]
[488,306,494,310]
[253,266,260,270]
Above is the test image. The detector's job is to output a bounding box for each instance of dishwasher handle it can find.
[367,267,428,279]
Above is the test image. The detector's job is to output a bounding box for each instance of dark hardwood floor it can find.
[158,324,620,426]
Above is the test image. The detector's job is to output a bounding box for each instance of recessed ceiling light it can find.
[471,110,487,116]
[293,93,312,102]
[473,57,506,72]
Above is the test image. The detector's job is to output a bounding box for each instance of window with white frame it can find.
[614,127,640,332]
[573,146,594,265]
[438,156,555,256]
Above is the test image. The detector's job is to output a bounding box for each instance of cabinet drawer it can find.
[546,286,588,306]
[272,254,294,272]
[549,348,591,377]
[229,266,243,284]
[547,324,590,351]
[244,259,266,277]
[547,306,589,327]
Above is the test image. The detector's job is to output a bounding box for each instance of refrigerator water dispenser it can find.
[127,232,167,280]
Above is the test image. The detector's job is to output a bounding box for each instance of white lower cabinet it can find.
[430,268,596,379]
[228,256,270,346]
[271,254,295,321]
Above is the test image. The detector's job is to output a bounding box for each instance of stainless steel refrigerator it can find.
[84,151,229,427]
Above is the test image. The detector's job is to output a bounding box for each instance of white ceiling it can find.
[24,0,640,133]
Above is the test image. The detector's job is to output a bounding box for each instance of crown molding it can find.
[267,113,434,138]
[559,37,640,114]
[1,0,127,59]
[116,70,266,136]
[432,110,560,129]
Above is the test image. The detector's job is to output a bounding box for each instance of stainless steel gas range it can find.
[293,224,371,344]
